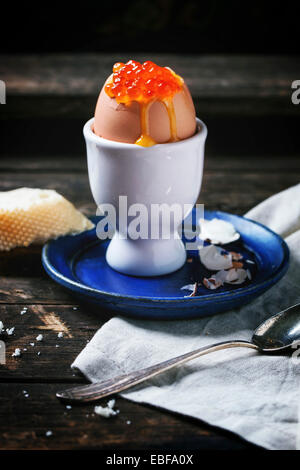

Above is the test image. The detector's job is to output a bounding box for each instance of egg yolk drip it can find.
[105,60,184,147]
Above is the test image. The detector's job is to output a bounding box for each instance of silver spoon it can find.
[56,303,300,403]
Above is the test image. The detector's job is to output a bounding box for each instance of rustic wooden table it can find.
[0,54,299,450]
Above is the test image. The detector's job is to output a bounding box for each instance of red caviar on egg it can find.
[105,60,184,105]
[104,60,184,146]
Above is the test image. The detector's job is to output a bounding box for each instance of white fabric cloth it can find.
[72,184,300,450]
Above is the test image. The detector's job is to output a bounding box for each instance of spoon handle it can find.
[57,340,257,403]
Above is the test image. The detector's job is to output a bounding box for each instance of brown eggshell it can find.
[93,79,196,144]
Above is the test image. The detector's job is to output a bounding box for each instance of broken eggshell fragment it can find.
[230,251,243,261]
[203,268,251,290]
[180,284,196,292]
[225,268,251,284]
[203,277,223,290]
[180,282,198,297]
[203,270,228,290]
[199,244,233,271]
[199,218,240,245]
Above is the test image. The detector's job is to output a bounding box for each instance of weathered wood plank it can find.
[0,277,73,303]
[1,155,300,173]
[0,156,88,172]
[2,95,298,119]
[1,115,299,158]
[0,304,111,380]
[0,54,298,117]
[1,54,297,98]
[0,171,299,215]
[0,383,255,450]
[0,245,49,277]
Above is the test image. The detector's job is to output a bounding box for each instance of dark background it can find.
[0,0,299,158]
[1,0,299,54]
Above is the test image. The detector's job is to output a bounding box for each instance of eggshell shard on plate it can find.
[180,282,198,297]
[199,244,233,271]
[93,63,197,145]
[203,267,251,290]
[199,218,240,245]
[225,268,251,285]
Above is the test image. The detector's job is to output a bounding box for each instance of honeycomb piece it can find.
[0,188,94,251]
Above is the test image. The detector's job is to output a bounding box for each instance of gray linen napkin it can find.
[72,184,300,450]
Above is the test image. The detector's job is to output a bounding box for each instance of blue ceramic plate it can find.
[42,210,289,320]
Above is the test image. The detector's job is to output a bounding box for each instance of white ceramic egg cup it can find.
[84,117,207,277]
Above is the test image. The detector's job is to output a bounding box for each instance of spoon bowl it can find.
[252,303,300,351]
